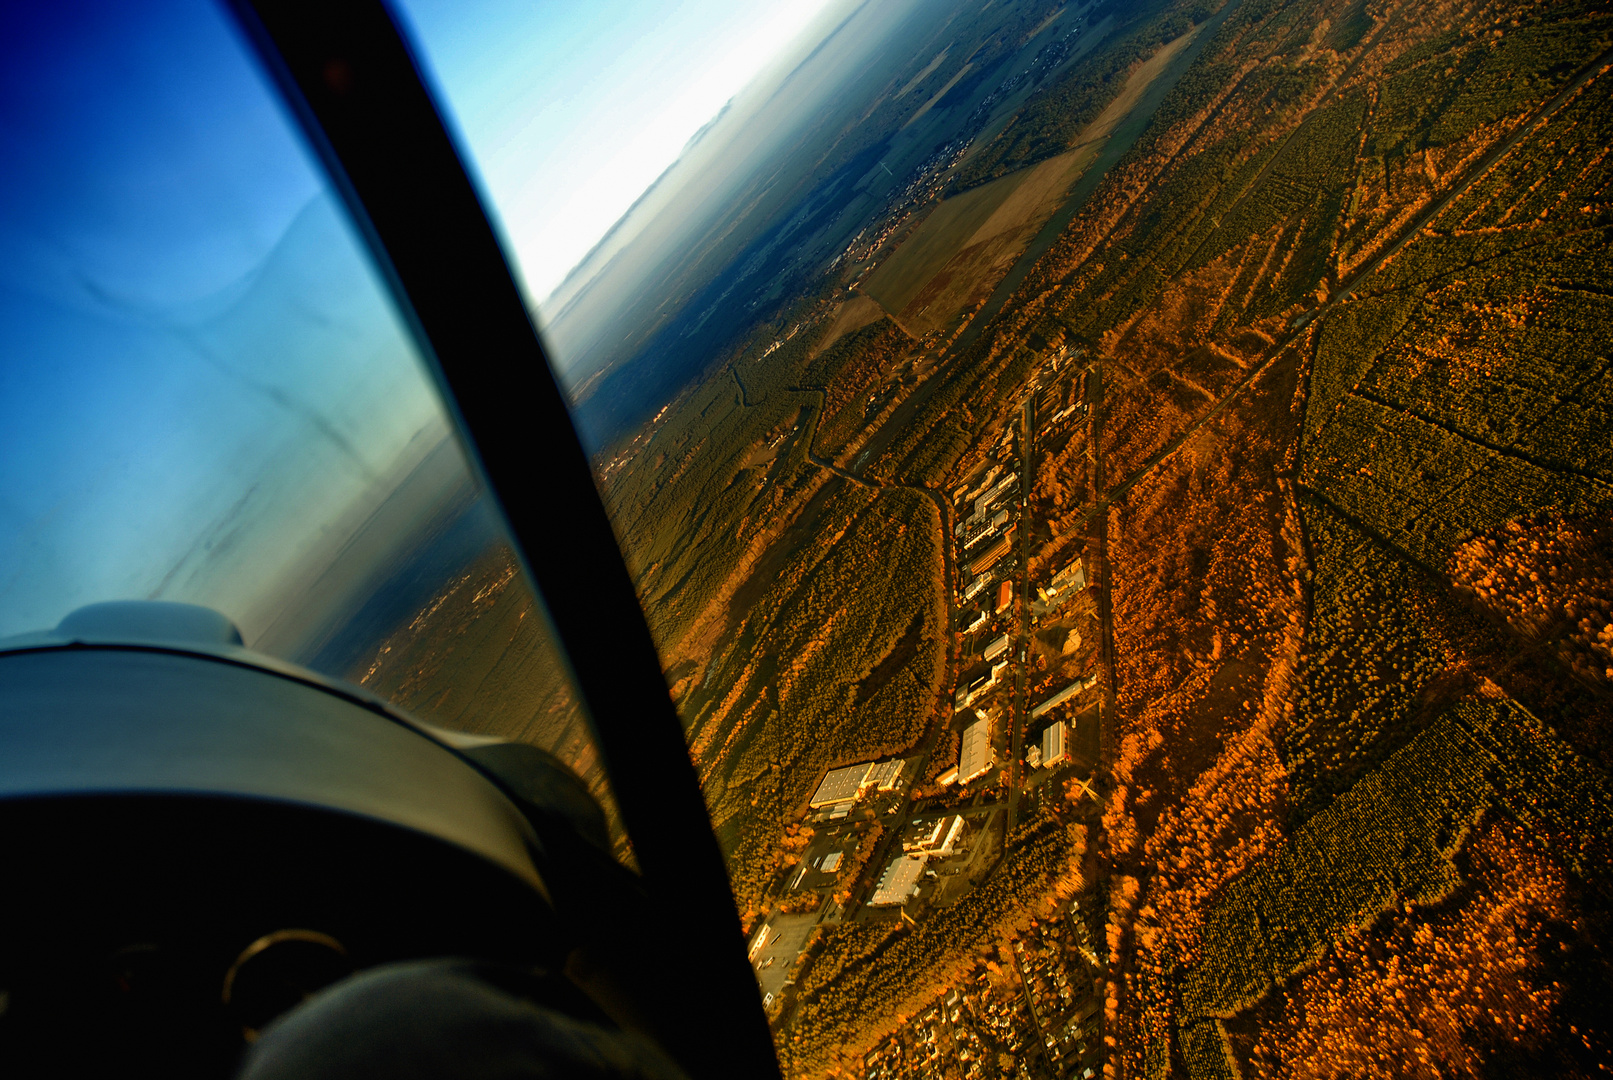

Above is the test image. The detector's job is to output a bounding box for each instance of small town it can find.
[746,345,1110,1079]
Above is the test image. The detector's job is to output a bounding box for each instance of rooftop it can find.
[870,854,929,905]
[959,713,994,784]
[810,763,872,807]
[1030,674,1096,719]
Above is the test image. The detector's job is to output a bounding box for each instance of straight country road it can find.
[1007,395,1035,833]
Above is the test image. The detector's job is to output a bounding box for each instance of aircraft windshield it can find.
[0,0,614,831]
[6,0,1610,1075]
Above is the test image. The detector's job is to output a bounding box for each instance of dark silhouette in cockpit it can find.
[0,601,700,1077]
[0,0,780,1074]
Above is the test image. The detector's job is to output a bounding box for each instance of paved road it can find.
[752,912,821,1003]
[1009,941,1060,1077]
[1007,396,1035,833]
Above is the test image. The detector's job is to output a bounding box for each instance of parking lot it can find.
[752,911,820,1004]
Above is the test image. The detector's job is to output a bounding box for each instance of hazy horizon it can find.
[393,0,851,374]
[0,0,853,647]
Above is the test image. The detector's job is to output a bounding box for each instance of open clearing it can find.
[862,27,1202,336]
[896,46,951,100]
[812,295,892,357]
[902,62,974,130]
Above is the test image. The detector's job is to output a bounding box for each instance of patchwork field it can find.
[863,27,1207,338]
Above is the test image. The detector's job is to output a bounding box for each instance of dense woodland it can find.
[354,0,1613,1073]
[995,0,1613,1073]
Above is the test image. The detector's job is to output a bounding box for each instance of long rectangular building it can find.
[1030,674,1098,719]
[958,712,994,784]
[968,528,1016,576]
[809,763,871,808]
[869,854,928,906]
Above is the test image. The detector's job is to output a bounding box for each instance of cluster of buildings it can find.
[809,757,910,818]
[952,12,1087,147]
[1022,677,1096,774]
[938,361,1105,803]
[1030,557,1086,619]
[838,137,974,269]
[853,900,1108,1079]
[956,468,1021,603]
[856,894,1106,1075]
[754,304,831,362]
[858,972,1047,1080]
[1036,356,1091,433]
[943,449,1026,799]
[868,813,970,907]
[1023,718,1069,771]
[1009,900,1105,1074]
[1024,20,1087,85]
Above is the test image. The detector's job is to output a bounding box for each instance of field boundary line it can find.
[1349,384,1613,492]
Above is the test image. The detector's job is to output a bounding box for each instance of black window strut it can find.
[222,3,780,1077]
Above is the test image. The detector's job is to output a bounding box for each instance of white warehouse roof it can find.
[1041,720,1069,767]
[810,763,871,807]
[869,854,928,906]
[959,713,994,784]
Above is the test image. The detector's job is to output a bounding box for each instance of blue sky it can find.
[0,0,830,649]
[397,0,836,308]
[0,0,443,641]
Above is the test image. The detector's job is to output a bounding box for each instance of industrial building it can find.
[954,661,1007,710]
[954,465,1002,511]
[1041,720,1069,768]
[809,763,871,809]
[958,711,994,785]
[994,580,1013,614]
[869,853,929,906]
[903,815,965,857]
[983,633,1011,662]
[962,523,997,551]
[971,472,1016,520]
[1049,557,1085,596]
[1030,674,1097,718]
[1032,557,1087,617]
[808,757,908,809]
[968,528,1015,576]
[866,757,907,792]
